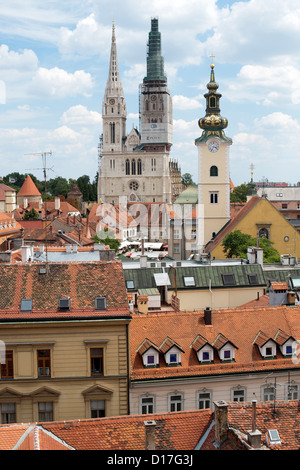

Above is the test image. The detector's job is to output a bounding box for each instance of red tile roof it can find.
[42,409,213,450]
[0,261,130,320]
[129,306,300,380]
[17,175,41,197]
[227,400,300,450]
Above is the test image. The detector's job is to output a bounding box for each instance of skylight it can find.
[268,429,281,445]
[222,273,236,286]
[248,274,258,285]
[95,297,107,311]
[58,298,70,311]
[20,298,32,312]
[183,276,195,287]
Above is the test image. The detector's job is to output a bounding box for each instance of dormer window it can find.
[160,337,184,367]
[253,331,276,359]
[183,276,195,287]
[274,329,295,357]
[137,339,160,368]
[213,333,237,362]
[222,273,236,286]
[191,335,214,364]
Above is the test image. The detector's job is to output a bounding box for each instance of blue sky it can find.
[0,0,299,187]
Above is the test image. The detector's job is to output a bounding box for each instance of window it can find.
[222,273,236,286]
[146,355,155,366]
[210,192,218,204]
[268,429,281,445]
[131,159,136,175]
[282,203,288,209]
[184,276,195,287]
[129,181,139,191]
[58,298,70,311]
[198,392,211,410]
[223,349,231,360]
[1,350,13,379]
[125,159,130,175]
[38,402,53,422]
[37,350,51,377]
[210,96,216,108]
[91,400,105,418]
[20,298,32,312]
[110,159,115,170]
[151,158,156,171]
[232,389,245,402]
[126,280,134,289]
[174,229,181,239]
[248,274,258,285]
[263,386,275,401]
[174,244,180,254]
[202,351,211,362]
[1,403,16,424]
[210,165,218,177]
[141,396,154,414]
[110,123,115,144]
[90,348,103,375]
[287,384,298,400]
[137,159,142,175]
[169,394,183,412]
[95,297,107,310]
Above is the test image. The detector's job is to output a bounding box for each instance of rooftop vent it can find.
[95,297,107,311]
[59,298,70,311]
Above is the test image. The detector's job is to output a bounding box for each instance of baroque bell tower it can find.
[195,58,232,248]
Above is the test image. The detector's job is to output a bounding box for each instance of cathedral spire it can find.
[144,17,167,83]
[105,21,124,96]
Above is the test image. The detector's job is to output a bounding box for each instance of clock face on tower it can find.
[208,140,219,153]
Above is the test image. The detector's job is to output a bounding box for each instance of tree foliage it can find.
[230,183,257,203]
[23,208,39,220]
[222,229,280,263]
[181,173,196,187]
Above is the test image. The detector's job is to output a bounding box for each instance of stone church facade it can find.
[97,18,181,205]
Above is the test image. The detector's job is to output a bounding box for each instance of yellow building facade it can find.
[206,196,300,259]
[0,261,131,424]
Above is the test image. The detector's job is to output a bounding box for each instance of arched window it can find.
[210,165,218,177]
[110,123,115,144]
[137,159,142,175]
[125,159,130,175]
[131,159,136,175]
[210,96,216,108]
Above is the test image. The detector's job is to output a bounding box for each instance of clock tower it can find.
[195,59,232,249]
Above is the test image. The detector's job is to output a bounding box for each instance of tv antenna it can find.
[24,151,53,268]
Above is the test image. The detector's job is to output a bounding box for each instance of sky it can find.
[0,0,299,187]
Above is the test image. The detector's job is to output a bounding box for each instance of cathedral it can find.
[97,18,182,205]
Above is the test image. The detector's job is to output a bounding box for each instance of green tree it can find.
[23,208,39,220]
[230,184,250,203]
[93,228,121,251]
[76,174,97,202]
[222,229,280,263]
[47,176,70,198]
[181,173,196,187]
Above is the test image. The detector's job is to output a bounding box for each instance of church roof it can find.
[17,175,41,197]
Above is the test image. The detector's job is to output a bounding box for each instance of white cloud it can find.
[173,95,203,110]
[29,67,94,98]
[60,105,101,128]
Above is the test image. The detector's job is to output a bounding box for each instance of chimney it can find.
[137,295,148,314]
[204,307,212,325]
[144,420,156,450]
[55,197,60,211]
[247,400,262,449]
[214,400,229,448]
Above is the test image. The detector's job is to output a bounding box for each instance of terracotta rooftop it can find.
[17,175,41,197]
[130,305,300,381]
[0,261,130,320]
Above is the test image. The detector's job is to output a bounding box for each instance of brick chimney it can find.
[144,420,156,450]
[204,307,212,325]
[247,400,262,449]
[214,400,229,447]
